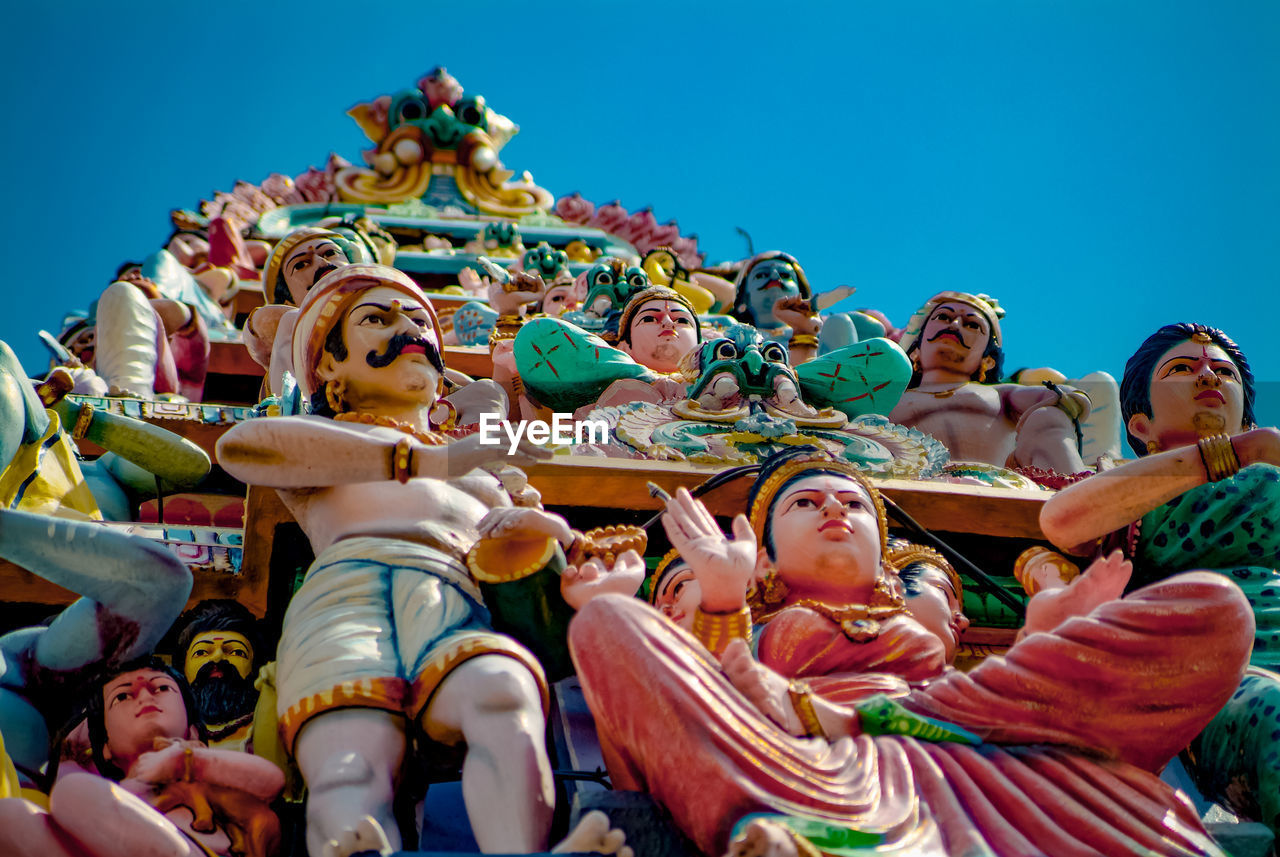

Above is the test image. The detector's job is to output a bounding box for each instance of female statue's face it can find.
[903,566,969,663]
[1131,339,1246,451]
[768,473,881,600]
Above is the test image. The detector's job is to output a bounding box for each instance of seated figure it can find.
[0,657,284,857]
[569,447,1253,856]
[889,291,1091,476]
[1041,322,1280,834]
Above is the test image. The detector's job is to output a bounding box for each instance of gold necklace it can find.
[334,411,450,446]
[757,578,907,642]
[914,383,967,399]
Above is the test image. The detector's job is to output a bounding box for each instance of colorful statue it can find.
[338,69,552,216]
[92,268,211,401]
[613,286,702,376]
[640,246,734,316]
[0,656,284,857]
[246,226,364,397]
[730,251,812,340]
[171,600,264,752]
[889,291,1091,476]
[0,509,192,790]
[1041,322,1280,834]
[2,341,211,522]
[216,264,628,856]
[569,447,1253,855]
[561,256,652,338]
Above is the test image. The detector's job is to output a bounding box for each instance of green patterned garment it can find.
[1133,463,1280,670]
[1132,463,1280,831]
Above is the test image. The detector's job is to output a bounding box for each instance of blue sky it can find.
[3,1,1277,425]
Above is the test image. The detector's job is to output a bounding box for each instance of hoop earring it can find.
[430,398,459,431]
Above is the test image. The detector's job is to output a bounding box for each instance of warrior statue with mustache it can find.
[217,265,631,857]
[888,291,1091,475]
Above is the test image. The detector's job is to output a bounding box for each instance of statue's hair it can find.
[1119,322,1255,456]
[173,599,264,669]
[85,655,205,781]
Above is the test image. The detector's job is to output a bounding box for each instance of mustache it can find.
[366,332,445,373]
[311,263,340,286]
[927,329,965,344]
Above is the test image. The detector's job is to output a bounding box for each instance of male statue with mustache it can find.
[217,265,630,857]
[244,226,364,396]
[889,291,1090,475]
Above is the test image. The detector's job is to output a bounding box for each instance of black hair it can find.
[86,655,205,781]
[173,599,264,669]
[1119,322,1255,456]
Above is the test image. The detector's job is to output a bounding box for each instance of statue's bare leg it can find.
[293,708,405,857]
[422,654,553,853]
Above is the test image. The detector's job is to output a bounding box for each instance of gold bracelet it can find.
[1198,434,1240,482]
[71,402,95,440]
[788,679,826,739]
[691,605,752,654]
[392,436,414,484]
[789,333,819,347]
[182,746,195,782]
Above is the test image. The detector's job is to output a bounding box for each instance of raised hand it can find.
[560,551,646,610]
[661,487,757,612]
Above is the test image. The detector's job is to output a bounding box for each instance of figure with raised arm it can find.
[0,509,193,792]
[569,447,1253,856]
[889,291,1091,477]
[1041,321,1280,833]
[0,656,284,857]
[216,264,630,857]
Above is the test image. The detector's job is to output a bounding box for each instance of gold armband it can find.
[71,402,94,440]
[391,436,414,484]
[788,333,819,347]
[691,605,752,655]
[788,679,826,739]
[1198,434,1240,482]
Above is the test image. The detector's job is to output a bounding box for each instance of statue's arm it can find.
[126,741,285,801]
[217,417,543,489]
[0,510,193,672]
[1040,427,1280,551]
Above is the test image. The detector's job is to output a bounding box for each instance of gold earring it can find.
[978,356,995,383]
[326,380,348,414]
[1146,440,1162,455]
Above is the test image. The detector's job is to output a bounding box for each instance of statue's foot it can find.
[552,810,632,857]
[726,818,800,857]
[320,816,392,857]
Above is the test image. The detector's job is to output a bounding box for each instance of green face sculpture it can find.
[523,242,570,282]
[387,89,489,150]
[583,259,651,318]
[686,325,794,402]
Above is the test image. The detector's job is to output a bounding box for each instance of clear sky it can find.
[3,0,1277,425]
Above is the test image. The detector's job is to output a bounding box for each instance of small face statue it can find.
[743,258,801,326]
[619,299,699,373]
